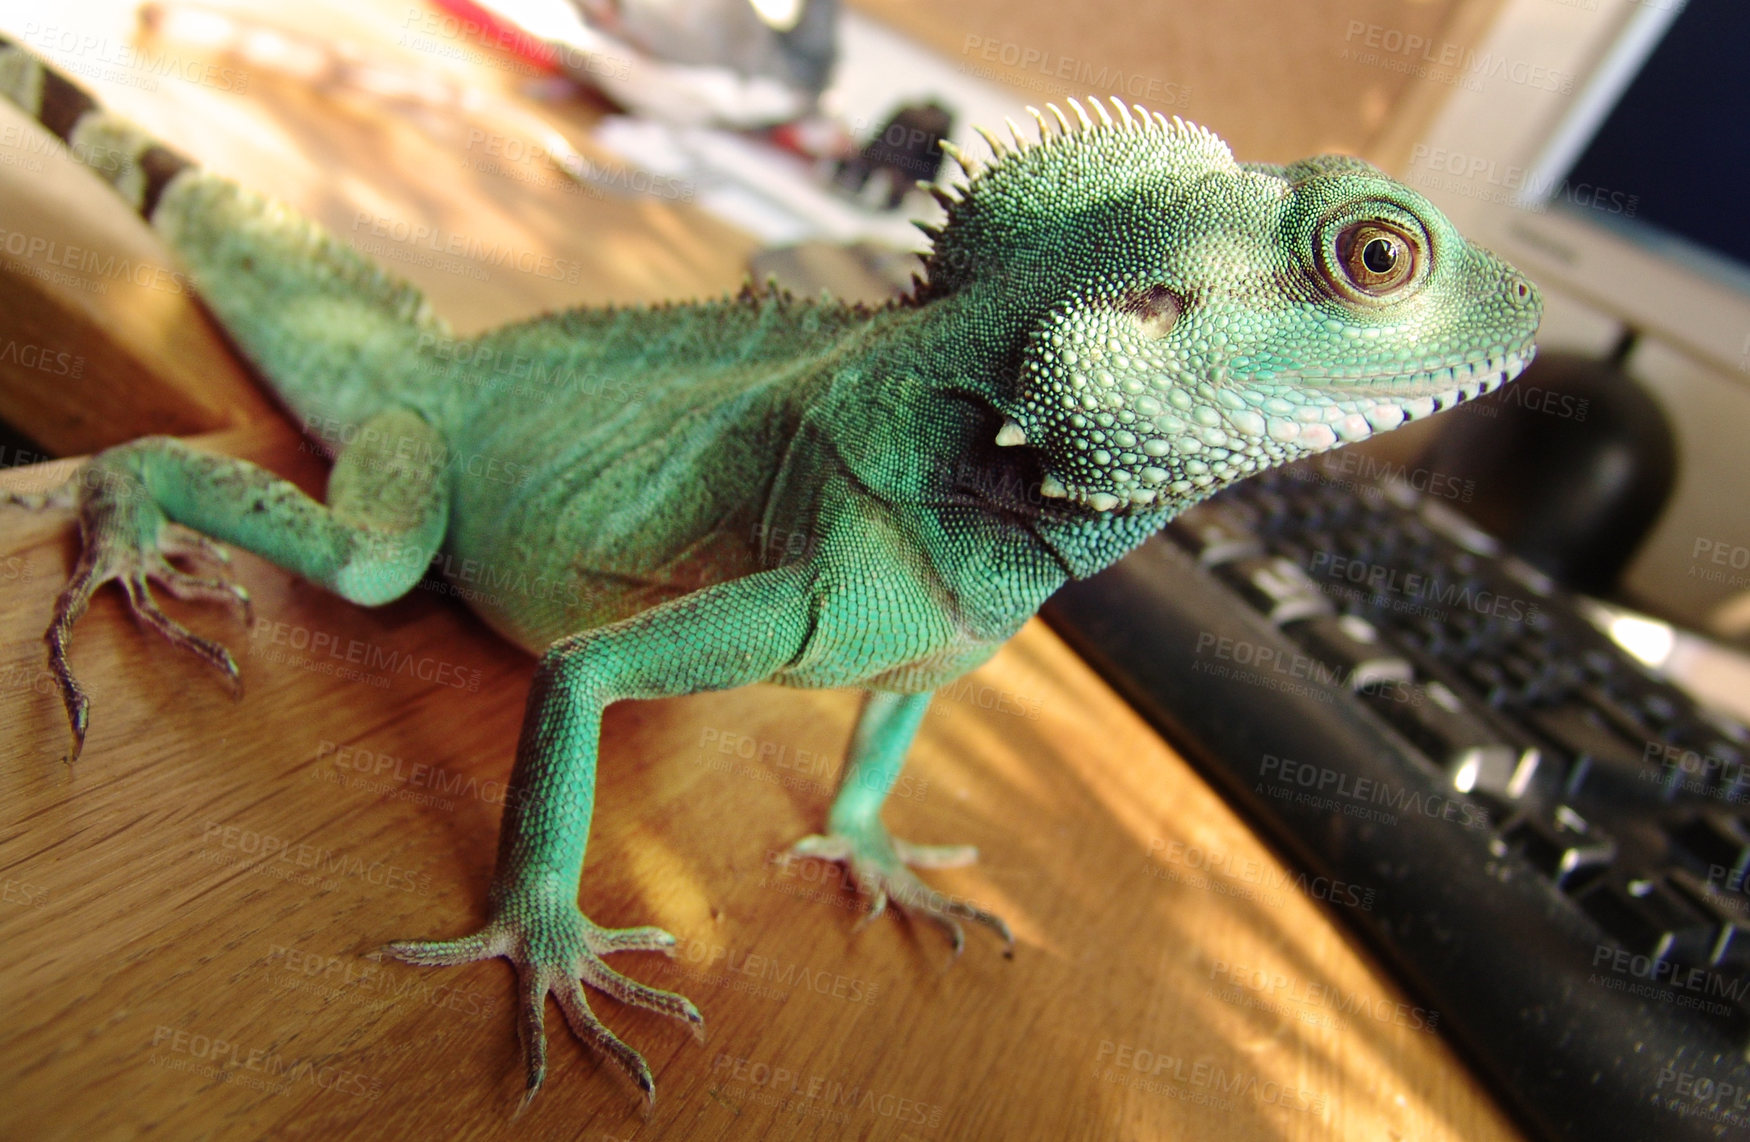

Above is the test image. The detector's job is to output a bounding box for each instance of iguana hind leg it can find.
[785,690,1014,953]
[5,407,449,757]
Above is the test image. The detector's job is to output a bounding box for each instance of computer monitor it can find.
[1403,0,1750,633]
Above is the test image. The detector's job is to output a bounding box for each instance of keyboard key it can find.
[1212,556,1334,625]
[1575,871,1719,967]
[1164,502,1264,566]
[1526,703,1661,803]
[1495,806,1615,889]
[1665,813,1750,889]
[1362,679,1537,798]
[1418,498,1501,556]
[1665,870,1750,970]
[1282,614,1413,692]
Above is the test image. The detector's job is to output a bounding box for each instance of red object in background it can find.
[427,0,564,73]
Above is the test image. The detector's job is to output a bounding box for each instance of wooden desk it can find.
[0,4,1524,1139]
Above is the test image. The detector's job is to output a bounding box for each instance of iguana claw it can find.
[382,906,703,1108]
[784,829,1014,955]
[8,464,252,760]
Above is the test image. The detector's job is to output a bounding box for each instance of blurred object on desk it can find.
[471,0,840,125]
[747,238,918,305]
[832,98,951,210]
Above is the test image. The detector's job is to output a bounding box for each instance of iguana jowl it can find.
[0,41,1541,1105]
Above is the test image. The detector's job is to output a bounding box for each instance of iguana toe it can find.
[785,829,1014,954]
[32,464,254,759]
[382,908,701,1109]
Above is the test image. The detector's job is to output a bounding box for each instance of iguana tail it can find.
[0,35,447,451]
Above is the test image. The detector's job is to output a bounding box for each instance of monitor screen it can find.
[1552,1,1750,291]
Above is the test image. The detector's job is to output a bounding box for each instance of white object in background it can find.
[1580,597,1750,727]
[477,0,823,126]
[593,116,932,246]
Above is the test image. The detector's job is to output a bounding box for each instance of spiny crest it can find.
[933,95,1231,184]
[914,95,1236,300]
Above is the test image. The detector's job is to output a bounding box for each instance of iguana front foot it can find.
[6,456,252,759]
[381,900,704,1108]
[785,825,1014,955]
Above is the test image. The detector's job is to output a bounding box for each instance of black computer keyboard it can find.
[1043,453,1750,1142]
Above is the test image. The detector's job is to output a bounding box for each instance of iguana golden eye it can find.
[1335,222,1417,294]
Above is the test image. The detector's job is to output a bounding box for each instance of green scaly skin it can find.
[0,42,1541,1107]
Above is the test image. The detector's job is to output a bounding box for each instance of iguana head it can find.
[918,97,1542,515]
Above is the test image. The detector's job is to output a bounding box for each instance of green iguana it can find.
[0,39,1541,1106]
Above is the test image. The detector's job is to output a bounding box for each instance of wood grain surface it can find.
[0,2,1525,1139]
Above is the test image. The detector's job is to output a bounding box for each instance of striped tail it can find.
[0,33,193,221]
[0,34,449,450]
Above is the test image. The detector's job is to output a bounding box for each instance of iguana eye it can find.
[1335,222,1416,294]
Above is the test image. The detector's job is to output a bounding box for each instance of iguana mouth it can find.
[1336,343,1536,408]
[1230,342,1537,447]
[1268,343,1535,409]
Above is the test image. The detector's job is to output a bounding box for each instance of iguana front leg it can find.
[5,407,448,756]
[787,690,1014,953]
[383,565,816,1107]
